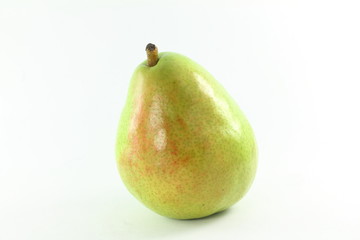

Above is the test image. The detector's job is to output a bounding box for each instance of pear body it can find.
[116,52,257,219]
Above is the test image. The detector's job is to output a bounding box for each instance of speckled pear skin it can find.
[116,52,257,219]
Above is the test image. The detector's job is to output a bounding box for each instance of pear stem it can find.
[146,43,158,67]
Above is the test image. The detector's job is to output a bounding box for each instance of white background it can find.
[1,1,360,239]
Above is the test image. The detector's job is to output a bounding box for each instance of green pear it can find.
[116,43,257,219]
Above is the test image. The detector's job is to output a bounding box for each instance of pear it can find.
[116,43,257,219]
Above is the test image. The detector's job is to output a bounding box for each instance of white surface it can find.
[1,1,360,239]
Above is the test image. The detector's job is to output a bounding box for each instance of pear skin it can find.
[116,44,257,219]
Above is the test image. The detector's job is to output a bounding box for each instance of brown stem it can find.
[146,43,158,67]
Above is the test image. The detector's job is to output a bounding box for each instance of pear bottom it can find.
[118,146,256,220]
